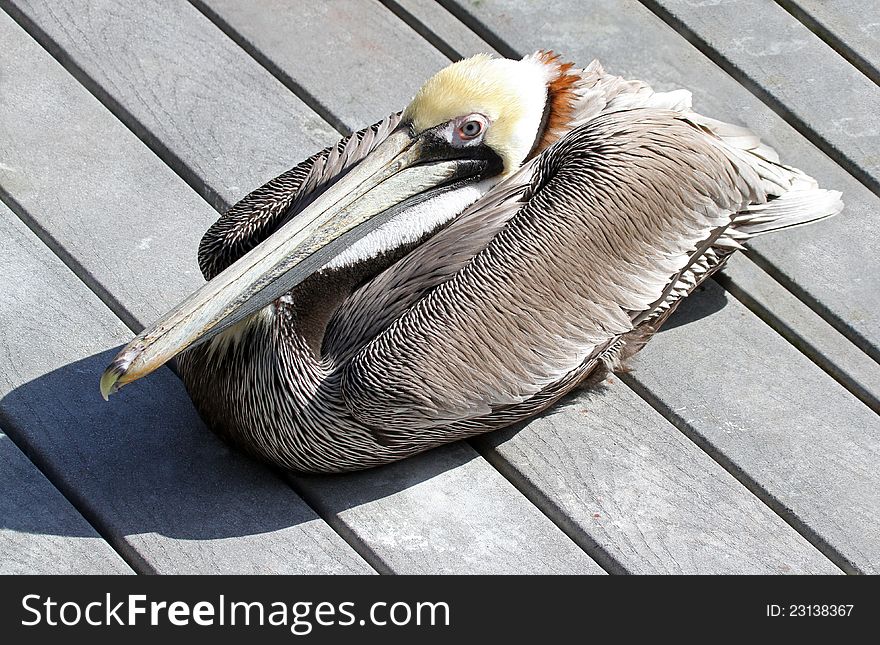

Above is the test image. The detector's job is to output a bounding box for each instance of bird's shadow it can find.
[657,282,727,332]
[0,286,727,546]
[0,348,484,544]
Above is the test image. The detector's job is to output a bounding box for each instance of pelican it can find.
[100,52,842,473]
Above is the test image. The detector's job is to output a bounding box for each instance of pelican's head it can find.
[404,52,579,175]
[100,52,584,398]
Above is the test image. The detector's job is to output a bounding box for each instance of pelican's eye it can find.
[460,120,483,139]
[452,114,488,145]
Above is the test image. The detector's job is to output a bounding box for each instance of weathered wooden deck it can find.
[0,0,877,575]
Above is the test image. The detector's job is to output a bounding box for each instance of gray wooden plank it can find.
[446,0,880,573]
[782,0,880,85]
[648,0,880,193]
[196,0,450,132]
[474,381,840,574]
[382,0,500,59]
[632,282,880,573]
[295,442,602,574]
[0,10,215,330]
[717,254,880,414]
[0,17,372,575]
[3,0,339,210]
[211,1,851,574]
[446,0,880,361]
[2,2,602,575]
[0,429,133,575]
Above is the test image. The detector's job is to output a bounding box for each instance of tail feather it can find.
[733,188,844,238]
[691,110,844,238]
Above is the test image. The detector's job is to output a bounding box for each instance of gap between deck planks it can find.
[776,0,880,88]
[0,1,604,575]
[0,426,133,574]
[1,0,851,573]
[717,255,880,414]
[377,0,499,60]
[439,0,880,573]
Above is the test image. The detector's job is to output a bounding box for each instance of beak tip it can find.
[100,359,128,401]
[99,370,118,401]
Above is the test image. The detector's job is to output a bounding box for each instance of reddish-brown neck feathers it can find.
[531,51,582,156]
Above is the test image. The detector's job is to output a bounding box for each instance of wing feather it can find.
[197,113,402,280]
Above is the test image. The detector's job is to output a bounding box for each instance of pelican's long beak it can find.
[100,125,490,399]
